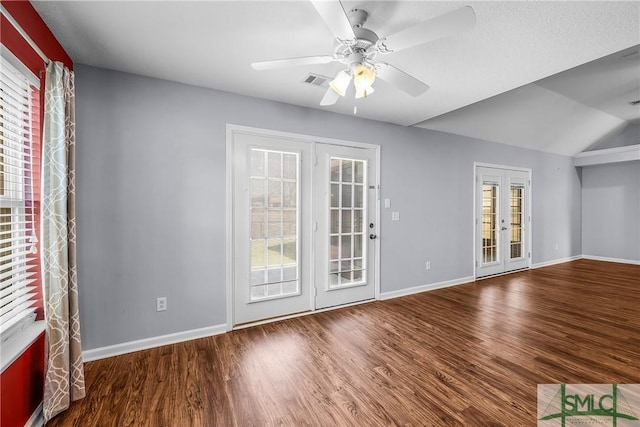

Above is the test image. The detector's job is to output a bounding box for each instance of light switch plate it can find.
[392,211,400,221]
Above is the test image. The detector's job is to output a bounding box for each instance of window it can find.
[329,157,366,288]
[0,52,40,342]
[249,148,300,301]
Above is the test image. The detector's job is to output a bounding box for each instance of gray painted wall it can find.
[75,65,582,350]
[585,120,640,151]
[581,161,640,261]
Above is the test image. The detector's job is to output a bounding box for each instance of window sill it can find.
[0,320,46,373]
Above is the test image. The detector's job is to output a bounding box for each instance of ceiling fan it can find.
[251,1,476,106]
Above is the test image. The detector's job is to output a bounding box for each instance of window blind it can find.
[0,54,39,341]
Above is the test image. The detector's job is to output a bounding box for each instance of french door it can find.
[314,144,377,309]
[232,132,313,324]
[475,166,530,278]
[230,128,378,325]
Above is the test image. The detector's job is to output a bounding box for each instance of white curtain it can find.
[42,61,85,422]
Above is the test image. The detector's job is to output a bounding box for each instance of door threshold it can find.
[232,310,312,330]
[232,298,377,331]
[476,267,529,280]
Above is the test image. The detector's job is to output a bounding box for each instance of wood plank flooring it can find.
[48,260,640,426]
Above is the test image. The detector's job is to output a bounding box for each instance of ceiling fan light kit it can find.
[329,70,351,96]
[352,64,375,98]
[251,1,476,107]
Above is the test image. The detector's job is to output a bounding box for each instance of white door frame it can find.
[226,124,381,330]
[473,162,532,279]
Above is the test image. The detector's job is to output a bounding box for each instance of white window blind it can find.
[0,54,39,341]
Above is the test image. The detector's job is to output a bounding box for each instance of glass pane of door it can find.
[510,184,524,260]
[476,166,530,278]
[329,157,366,288]
[249,149,299,301]
[482,183,499,264]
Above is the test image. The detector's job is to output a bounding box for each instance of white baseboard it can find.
[81,256,638,363]
[379,275,475,301]
[582,255,640,265]
[531,255,583,269]
[531,254,640,269]
[82,324,227,362]
[25,403,43,427]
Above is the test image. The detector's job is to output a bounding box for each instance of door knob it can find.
[501,226,507,231]
[369,234,377,240]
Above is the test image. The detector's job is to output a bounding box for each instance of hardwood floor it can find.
[48,260,640,426]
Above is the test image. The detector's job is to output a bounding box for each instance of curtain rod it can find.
[1,4,50,65]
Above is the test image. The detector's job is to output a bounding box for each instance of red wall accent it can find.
[29,83,44,321]
[1,1,72,425]
[0,333,45,427]
[1,0,73,73]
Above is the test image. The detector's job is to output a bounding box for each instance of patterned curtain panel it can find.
[42,61,85,422]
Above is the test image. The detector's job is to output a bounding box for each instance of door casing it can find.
[226,124,380,330]
[473,162,532,279]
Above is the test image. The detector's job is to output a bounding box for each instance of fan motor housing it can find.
[348,8,378,49]
[354,27,378,48]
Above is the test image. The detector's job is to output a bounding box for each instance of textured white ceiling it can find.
[31,0,640,155]
[418,44,640,155]
[536,46,640,122]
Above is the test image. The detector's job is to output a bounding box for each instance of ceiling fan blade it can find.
[320,87,340,106]
[381,6,476,52]
[309,0,356,41]
[252,55,335,70]
[375,63,430,97]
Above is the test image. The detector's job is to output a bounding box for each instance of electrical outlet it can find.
[426,261,431,271]
[555,243,559,251]
[392,211,400,221]
[157,297,167,312]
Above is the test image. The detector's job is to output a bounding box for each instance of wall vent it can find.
[302,73,330,88]
[629,100,640,106]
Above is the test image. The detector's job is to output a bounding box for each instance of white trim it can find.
[24,403,43,427]
[531,255,583,269]
[82,324,227,362]
[0,320,45,373]
[374,147,381,301]
[225,123,381,328]
[474,162,531,173]
[83,256,637,363]
[575,144,640,158]
[472,164,477,278]
[582,255,640,266]
[473,163,532,279]
[574,144,640,167]
[379,276,475,301]
[532,254,640,268]
[227,124,380,151]
[310,142,317,311]
[225,125,234,332]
